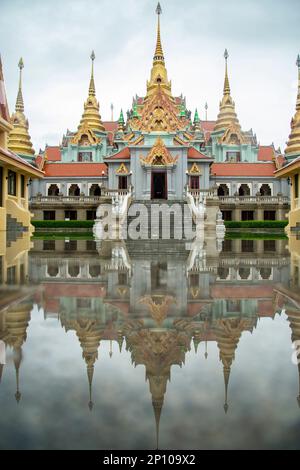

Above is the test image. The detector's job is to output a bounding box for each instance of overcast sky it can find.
[0,0,299,152]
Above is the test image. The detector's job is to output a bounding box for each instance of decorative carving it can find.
[138,295,176,326]
[71,124,101,145]
[116,163,129,175]
[189,163,202,175]
[140,137,178,166]
[219,123,248,145]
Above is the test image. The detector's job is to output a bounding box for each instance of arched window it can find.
[48,184,59,196]
[239,184,251,196]
[69,184,80,196]
[89,264,101,278]
[217,267,230,280]
[218,184,230,197]
[260,184,272,196]
[68,264,80,278]
[239,267,251,280]
[47,263,59,277]
[89,184,101,196]
[260,267,272,280]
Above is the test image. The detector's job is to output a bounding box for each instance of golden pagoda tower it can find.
[285,55,300,160]
[8,58,35,159]
[77,51,105,133]
[214,50,241,133]
[146,3,172,99]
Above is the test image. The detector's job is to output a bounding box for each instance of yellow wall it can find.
[0,150,41,233]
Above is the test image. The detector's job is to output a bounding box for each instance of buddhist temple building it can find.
[0,55,43,237]
[29,3,290,225]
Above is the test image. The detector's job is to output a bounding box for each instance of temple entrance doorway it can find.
[151,172,167,200]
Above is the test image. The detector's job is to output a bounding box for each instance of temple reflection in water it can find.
[1,233,300,449]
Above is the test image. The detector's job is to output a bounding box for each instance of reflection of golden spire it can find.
[87,364,94,411]
[205,340,208,360]
[216,318,245,413]
[109,340,113,358]
[13,347,22,403]
[0,364,4,384]
[77,51,105,133]
[146,3,172,98]
[8,58,35,158]
[153,398,163,450]
[214,50,241,133]
[285,308,300,407]
[285,54,300,159]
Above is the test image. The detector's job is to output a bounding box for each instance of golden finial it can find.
[223,49,230,95]
[16,57,24,112]
[154,2,164,63]
[89,50,96,97]
[296,54,300,111]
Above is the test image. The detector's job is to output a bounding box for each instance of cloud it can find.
[0,0,299,151]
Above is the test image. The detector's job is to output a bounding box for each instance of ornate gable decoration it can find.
[189,163,202,175]
[140,137,178,167]
[71,123,101,146]
[130,88,189,133]
[116,163,129,175]
[219,123,248,145]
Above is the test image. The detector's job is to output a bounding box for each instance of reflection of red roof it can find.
[46,146,61,161]
[107,147,130,160]
[211,162,276,177]
[44,162,107,177]
[43,284,106,298]
[211,284,274,298]
[188,147,212,160]
[258,146,274,162]
[257,300,275,317]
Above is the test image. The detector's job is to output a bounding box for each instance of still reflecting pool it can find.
[0,233,300,450]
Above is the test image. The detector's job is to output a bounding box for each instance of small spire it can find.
[205,102,208,121]
[111,103,114,121]
[204,340,208,360]
[132,102,140,118]
[154,3,164,63]
[89,50,96,97]
[223,49,231,96]
[16,58,24,112]
[109,340,113,359]
[193,108,200,124]
[118,109,125,125]
[180,103,186,118]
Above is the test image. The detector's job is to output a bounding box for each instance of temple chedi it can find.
[8,58,35,161]
[285,55,300,162]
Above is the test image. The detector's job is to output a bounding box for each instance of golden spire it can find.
[87,364,94,411]
[223,49,230,95]
[14,347,22,403]
[285,54,300,159]
[214,50,241,133]
[89,50,96,96]
[154,3,164,63]
[146,3,172,99]
[16,58,24,112]
[77,51,105,133]
[8,58,35,158]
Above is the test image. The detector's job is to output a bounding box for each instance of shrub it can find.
[225,220,288,229]
[32,220,94,229]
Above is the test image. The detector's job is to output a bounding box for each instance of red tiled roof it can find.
[0,146,44,176]
[258,145,275,161]
[201,121,216,132]
[46,146,61,161]
[211,162,276,177]
[188,147,212,160]
[103,121,118,132]
[107,147,131,160]
[0,56,10,122]
[44,162,107,177]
